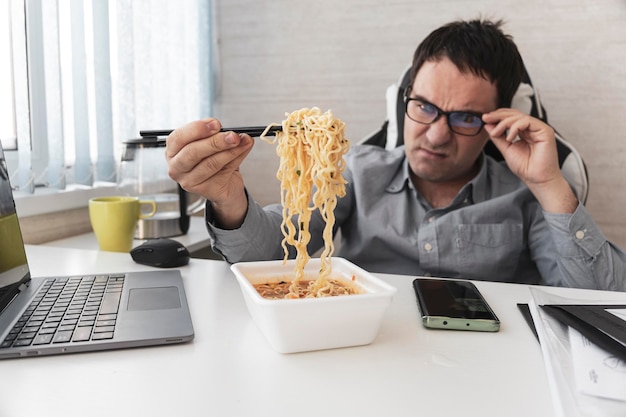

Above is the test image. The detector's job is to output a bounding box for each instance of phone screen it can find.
[413,278,500,331]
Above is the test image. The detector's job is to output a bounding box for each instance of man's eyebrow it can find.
[409,93,428,101]
[410,93,483,114]
[407,93,437,105]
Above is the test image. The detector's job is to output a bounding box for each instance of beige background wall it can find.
[215,0,626,249]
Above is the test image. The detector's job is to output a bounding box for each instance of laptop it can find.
[0,145,194,359]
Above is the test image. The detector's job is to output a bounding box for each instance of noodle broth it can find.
[253,276,362,300]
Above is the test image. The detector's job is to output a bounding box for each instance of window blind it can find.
[8,0,212,193]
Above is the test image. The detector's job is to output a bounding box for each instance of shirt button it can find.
[427,216,435,223]
[424,243,433,252]
[575,230,585,240]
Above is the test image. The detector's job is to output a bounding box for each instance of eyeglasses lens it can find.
[407,100,437,124]
[448,112,483,136]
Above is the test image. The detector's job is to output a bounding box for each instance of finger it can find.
[482,108,520,123]
[169,133,254,182]
[505,120,529,142]
[169,133,252,175]
[165,118,258,173]
[196,133,254,176]
[484,116,515,140]
[167,116,254,168]
[487,133,510,155]
[222,135,254,172]
[166,118,223,158]
[176,136,253,192]
[509,117,551,144]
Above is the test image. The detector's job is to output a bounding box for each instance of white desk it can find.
[3,245,626,417]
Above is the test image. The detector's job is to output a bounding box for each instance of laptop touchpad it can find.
[127,287,181,311]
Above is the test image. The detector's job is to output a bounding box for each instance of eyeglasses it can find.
[404,89,485,136]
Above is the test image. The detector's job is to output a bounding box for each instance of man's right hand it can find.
[165,118,254,229]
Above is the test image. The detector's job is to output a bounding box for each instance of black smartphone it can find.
[412,278,500,332]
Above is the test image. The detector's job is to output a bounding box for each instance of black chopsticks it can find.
[139,125,282,138]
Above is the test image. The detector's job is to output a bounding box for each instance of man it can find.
[166,19,626,291]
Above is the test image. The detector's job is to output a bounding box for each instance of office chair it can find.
[362,65,589,203]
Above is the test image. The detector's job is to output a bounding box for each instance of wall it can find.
[214,0,626,249]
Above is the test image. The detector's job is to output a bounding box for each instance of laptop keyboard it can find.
[0,274,125,349]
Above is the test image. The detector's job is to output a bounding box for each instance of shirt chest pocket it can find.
[456,223,525,276]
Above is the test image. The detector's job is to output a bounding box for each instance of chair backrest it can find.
[362,65,589,203]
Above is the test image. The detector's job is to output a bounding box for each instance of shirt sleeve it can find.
[205,195,286,263]
[542,203,626,291]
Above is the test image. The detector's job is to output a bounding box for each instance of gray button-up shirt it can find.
[207,144,626,291]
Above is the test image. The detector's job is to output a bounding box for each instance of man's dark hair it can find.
[409,19,524,108]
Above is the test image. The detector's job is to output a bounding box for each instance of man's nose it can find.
[425,116,453,147]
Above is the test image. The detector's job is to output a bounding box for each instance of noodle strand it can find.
[262,108,349,298]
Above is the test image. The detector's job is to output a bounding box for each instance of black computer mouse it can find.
[130,238,190,268]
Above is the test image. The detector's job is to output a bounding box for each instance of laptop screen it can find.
[0,145,31,314]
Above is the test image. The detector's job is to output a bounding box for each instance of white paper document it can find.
[569,327,626,401]
[528,288,626,417]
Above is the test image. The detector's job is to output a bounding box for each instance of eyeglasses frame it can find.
[403,87,486,137]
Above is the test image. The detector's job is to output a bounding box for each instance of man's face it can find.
[403,58,498,185]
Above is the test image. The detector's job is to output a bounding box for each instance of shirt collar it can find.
[385,152,412,194]
[467,153,489,203]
